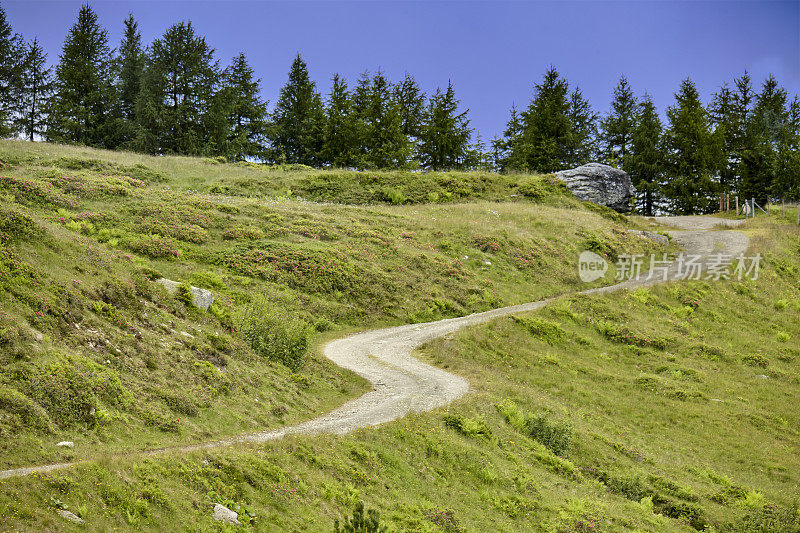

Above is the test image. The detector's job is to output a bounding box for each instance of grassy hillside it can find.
[0,140,796,531]
[0,139,666,477]
[0,209,796,531]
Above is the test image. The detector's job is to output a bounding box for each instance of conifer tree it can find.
[351,70,408,169]
[269,54,324,165]
[135,21,219,155]
[629,94,663,215]
[494,103,523,171]
[17,38,53,141]
[740,75,789,201]
[418,81,472,170]
[599,75,637,168]
[0,5,24,137]
[662,78,723,214]
[47,4,117,147]
[393,72,425,163]
[565,85,598,167]
[321,73,358,167]
[116,14,143,146]
[214,52,268,161]
[708,83,738,191]
[511,66,572,172]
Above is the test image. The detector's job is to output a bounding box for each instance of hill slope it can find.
[5,141,795,531]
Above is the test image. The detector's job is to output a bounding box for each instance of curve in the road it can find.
[0,216,749,480]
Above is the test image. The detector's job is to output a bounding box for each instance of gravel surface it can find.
[0,216,750,480]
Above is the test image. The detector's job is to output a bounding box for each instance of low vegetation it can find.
[3,141,796,531]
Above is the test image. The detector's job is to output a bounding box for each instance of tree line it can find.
[494,68,800,214]
[0,4,798,213]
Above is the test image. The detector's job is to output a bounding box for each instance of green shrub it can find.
[595,320,669,349]
[383,188,407,205]
[117,163,166,183]
[158,390,199,417]
[512,315,566,344]
[52,156,108,171]
[0,206,42,243]
[516,177,546,200]
[742,354,769,368]
[334,501,386,533]
[176,283,194,307]
[443,414,492,439]
[726,502,800,532]
[524,412,572,456]
[22,356,128,429]
[209,302,234,331]
[605,474,651,501]
[583,233,618,261]
[126,235,180,259]
[0,384,54,433]
[239,302,309,370]
[496,399,572,455]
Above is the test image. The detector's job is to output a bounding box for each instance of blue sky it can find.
[5,1,799,141]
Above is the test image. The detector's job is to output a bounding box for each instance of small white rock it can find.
[59,509,84,524]
[213,503,240,525]
[56,441,74,448]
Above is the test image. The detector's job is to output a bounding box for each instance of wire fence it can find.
[766,201,800,224]
[714,194,800,224]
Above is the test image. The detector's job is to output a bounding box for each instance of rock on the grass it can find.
[555,162,635,213]
[628,230,669,246]
[155,278,214,311]
[212,503,240,525]
[59,510,85,524]
[56,441,74,448]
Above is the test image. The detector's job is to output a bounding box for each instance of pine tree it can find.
[775,97,800,200]
[214,52,268,161]
[494,103,523,171]
[116,14,143,146]
[708,83,738,192]
[740,75,790,201]
[393,72,425,163]
[418,81,472,170]
[269,54,324,165]
[321,73,358,167]
[0,5,24,137]
[47,4,117,147]
[565,85,598,167]
[17,38,53,141]
[629,94,663,216]
[662,78,724,214]
[599,75,637,168]
[511,66,572,172]
[135,21,219,155]
[351,70,408,169]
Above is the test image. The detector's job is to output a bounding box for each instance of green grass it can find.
[0,139,742,531]
[1,218,794,531]
[0,139,666,472]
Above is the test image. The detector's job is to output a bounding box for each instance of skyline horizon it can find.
[4,1,799,143]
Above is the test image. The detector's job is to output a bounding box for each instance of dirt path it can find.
[0,216,750,480]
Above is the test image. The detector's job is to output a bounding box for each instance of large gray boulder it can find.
[155,278,214,310]
[212,503,240,525]
[555,163,635,213]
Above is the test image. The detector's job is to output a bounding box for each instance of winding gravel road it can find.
[0,216,749,480]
